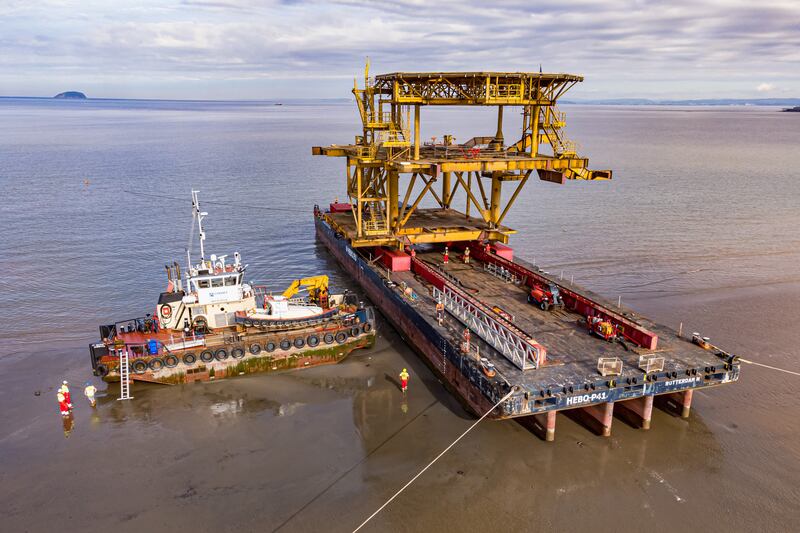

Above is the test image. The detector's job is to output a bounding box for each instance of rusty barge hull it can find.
[316,213,740,440]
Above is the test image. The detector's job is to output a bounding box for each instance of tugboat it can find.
[88,191,376,385]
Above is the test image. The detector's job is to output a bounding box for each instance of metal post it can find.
[413,105,420,160]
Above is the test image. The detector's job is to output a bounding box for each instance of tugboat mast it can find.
[191,189,208,261]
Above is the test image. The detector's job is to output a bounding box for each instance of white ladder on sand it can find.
[117,349,133,401]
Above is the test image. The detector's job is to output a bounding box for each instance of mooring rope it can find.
[352,389,515,533]
[739,358,800,377]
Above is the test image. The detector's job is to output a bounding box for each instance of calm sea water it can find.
[1,98,798,532]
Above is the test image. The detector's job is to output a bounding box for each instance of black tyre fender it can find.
[243,319,254,327]
[279,339,292,351]
[200,350,214,363]
[350,327,360,338]
[335,331,347,344]
[183,352,197,365]
[132,359,148,374]
[149,358,164,371]
[231,347,245,359]
[95,364,109,377]
[214,348,229,361]
[307,335,320,347]
[362,322,372,334]
[249,343,262,355]
[293,337,305,349]
[539,301,548,311]
[164,355,179,368]
[265,341,276,353]
[323,333,335,344]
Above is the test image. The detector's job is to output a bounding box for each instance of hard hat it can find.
[402,368,407,372]
[63,381,68,385]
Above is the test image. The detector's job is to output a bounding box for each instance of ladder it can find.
[117,349,133,401]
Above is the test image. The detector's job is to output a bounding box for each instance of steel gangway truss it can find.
[433,285,545,371]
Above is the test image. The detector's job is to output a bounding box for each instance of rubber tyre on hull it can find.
[293,337,305,349]
[200,350,214,363]
[539,301,549,311]
[323,333,335,344]
[279,339,292,351]
[132,359,148,374]
[164,355,179,368]
[362,322,372,334]
[183,353,197,365]
[95,364,109,378]
[335,331,347,344]
[214,349,229,361]
[243,319,254,327]
[307,335,319,347]
[349,327,360,338]
[249,343,261,355]
[149,358,164,371]
[232,347,245,359]
[265,342,276,353]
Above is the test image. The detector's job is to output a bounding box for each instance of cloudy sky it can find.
[1,0,798,99]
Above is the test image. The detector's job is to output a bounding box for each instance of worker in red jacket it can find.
[57,391,70,416]
[59,381,72,409]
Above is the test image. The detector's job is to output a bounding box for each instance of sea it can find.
[1,97,798,532]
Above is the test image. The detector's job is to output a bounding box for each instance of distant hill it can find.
[54,91,87,99]
[563,97,800,106]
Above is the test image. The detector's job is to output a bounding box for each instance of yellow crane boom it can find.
[282,275,329,299]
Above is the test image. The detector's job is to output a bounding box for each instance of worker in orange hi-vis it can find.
[399,368,410,393]
[435,299,445,325]
[443,246,449,265]
[463,247,470,264]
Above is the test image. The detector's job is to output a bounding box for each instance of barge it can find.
[310,68,740,440]
[89,191,375,385]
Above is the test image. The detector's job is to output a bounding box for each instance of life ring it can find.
[160,304,172,319]
[132,359,148,374]
[265,342,276,353]
[323,333,335,344]
[200,350,214,363]
[95,364,109,377]
[232,347,245,359]
[164,355,179,368]
[307,335,320,347]
[214,349,229,361]
[249,343,262,355]
[183,352,197,365]
[293,337,305,349]
[279,339,292,351]
[349,327,360,338]
[149,358,164,371]
[335,331,347,344]
[362,322,372,333]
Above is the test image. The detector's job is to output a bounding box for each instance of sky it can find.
[1,0,799,100]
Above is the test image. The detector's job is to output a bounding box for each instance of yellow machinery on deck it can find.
[312,63,611,249]
[282,275,329,304]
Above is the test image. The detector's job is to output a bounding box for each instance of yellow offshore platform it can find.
[313,63,611,249]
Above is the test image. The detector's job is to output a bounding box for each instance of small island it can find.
[782,106,800,112]
[54,91,87,99]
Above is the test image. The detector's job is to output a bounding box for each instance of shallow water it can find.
[1,99,798,531]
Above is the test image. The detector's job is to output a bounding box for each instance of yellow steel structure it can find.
[312,64,611,249]
[282,275,329,299]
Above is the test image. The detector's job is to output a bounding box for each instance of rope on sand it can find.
[352,389,515,532]
[739,358,800,377]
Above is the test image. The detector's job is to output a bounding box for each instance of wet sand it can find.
[2,283,798,532]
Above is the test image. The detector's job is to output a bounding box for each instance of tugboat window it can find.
[211,278,224,288]
[224,276,237,286]
[197,279,210,289]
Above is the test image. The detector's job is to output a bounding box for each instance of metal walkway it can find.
[432,284,545,371]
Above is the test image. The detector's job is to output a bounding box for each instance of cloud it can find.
[756,83,776,92]
[0,0,799,98]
